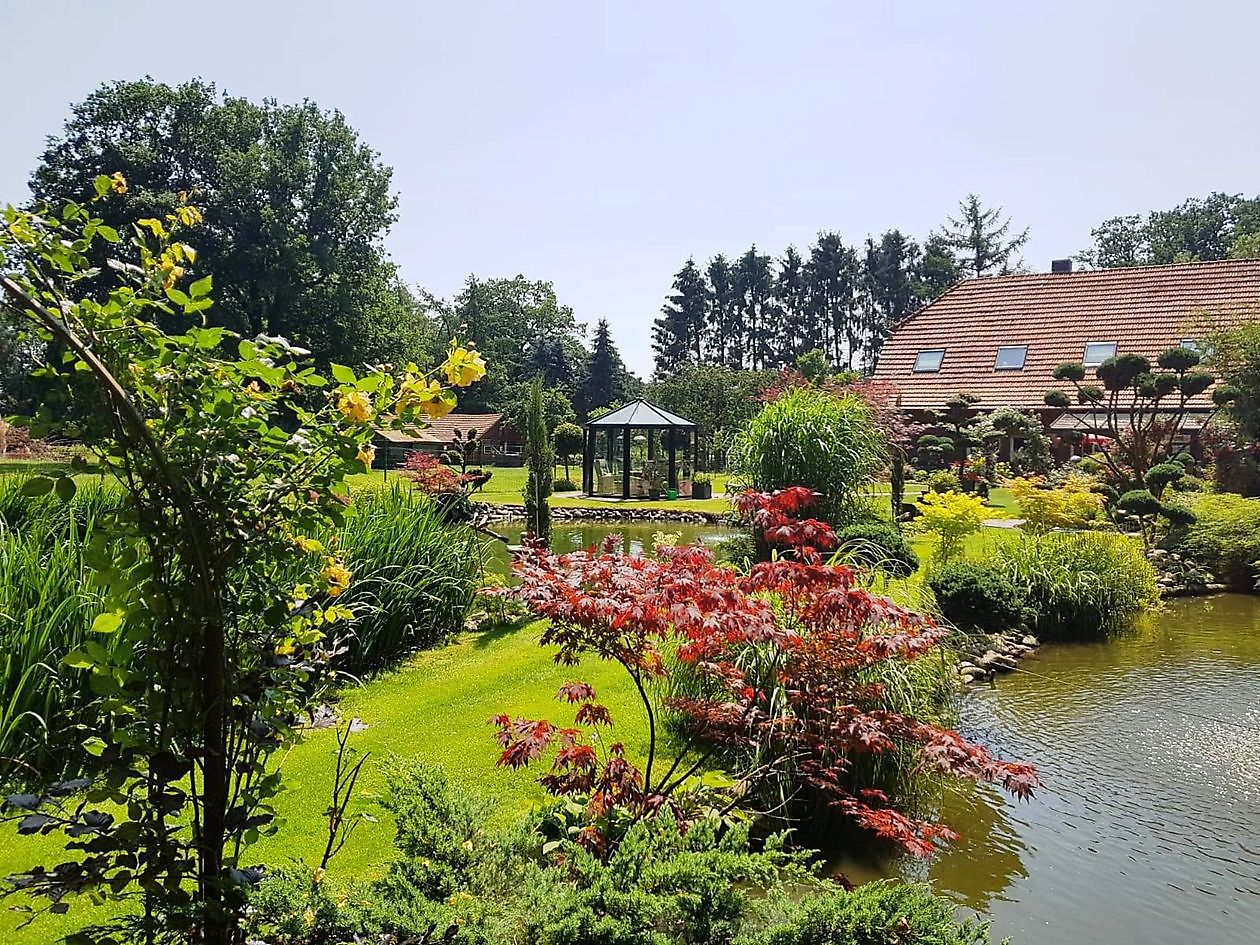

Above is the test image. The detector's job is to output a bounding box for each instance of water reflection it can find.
[484,520,737,574]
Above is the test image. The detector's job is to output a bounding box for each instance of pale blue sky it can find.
[3,0,1258,374]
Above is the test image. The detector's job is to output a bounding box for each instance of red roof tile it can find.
[376,413,510,445]
[871,259,1260,410]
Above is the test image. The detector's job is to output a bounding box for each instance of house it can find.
[373,413,524,469]
[871,258,1260,458]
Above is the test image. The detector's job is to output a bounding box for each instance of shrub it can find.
[927,470,961,494]
[334,486,482,675]
[1007,474,1104,532]
[736,881,993,945]
[997,532,1158,639]
[402,451,461,493]
[928,559,1027,635]
[553,476,577,491]
[732,387,885,522]
[834,522,919,578]
[1173,492,1260,587]
[916,490,987,565]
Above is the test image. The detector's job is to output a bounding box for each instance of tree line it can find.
[651,195,1029,378]
[1077,192,1260,268]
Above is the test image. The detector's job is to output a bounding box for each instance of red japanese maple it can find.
[401,451,462,494]
[492,489,1038,857]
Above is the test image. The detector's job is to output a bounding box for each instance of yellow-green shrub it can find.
[916,490,986,564]
[1007,475,1104,532]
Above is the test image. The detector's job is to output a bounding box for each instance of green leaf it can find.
[83,737,107,757]
[63,650,93,670]
[189,274,213,299]
[166,288,191,307]
[93,175,111,197]
[55,476,77,502]
[91,613,123,635]
[97,225,120,243]
[330,364,357,384]
[19,476,53,497]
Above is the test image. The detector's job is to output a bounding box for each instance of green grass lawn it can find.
[0,618,653,943]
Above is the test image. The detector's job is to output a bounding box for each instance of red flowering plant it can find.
[401,451,462,494]
[492,487,1038,859]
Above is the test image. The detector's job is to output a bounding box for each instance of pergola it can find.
[582,399,698,499]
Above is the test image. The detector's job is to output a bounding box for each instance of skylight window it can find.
[1082,341,1117,367]
[1181,338,1213,358]
[994,345,1028,370]
[913,349,945,373]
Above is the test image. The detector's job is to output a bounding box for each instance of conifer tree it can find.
[940,194,1029,277]
[580,318,631,416]
[705,254,741,368]
[523,377,553,544]
[652,258,708,375]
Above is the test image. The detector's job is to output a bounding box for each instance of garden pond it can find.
[491,521,1260,945]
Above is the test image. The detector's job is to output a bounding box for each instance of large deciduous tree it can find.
[30,78,425,368]
[1078,192,1260,268]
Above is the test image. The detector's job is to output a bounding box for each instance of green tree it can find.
[30,78,425,368]
[940,194,1029,277]
[795,348,831,384]
[579,318,633,417]
[734,246,776,370]
[553,421,584,481]
[805,232,859,368]
[861,230,920,371]
[653,258,708,376]
[649,364,777,470]
[776,245,814,360]
[914,232,961,302]
[431,275,586,413]
[1078,193,1260,268]
[523,377,553,543]
[705,254,741,368]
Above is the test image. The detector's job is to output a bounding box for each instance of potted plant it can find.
[692,472,713,500]
[643,461,665,500]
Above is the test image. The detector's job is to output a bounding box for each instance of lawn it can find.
[0,618,653,943]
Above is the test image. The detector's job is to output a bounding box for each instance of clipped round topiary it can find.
[1044,390,1071,408]
[928,559,1027,635]
[1117,489,1162,518]
[834,522,919,579]
[1158,345,1202,372]
[1180,371,1214,398]
[1144,462,1185,495]
[1053,363,1086,382]
[927,470,961,494]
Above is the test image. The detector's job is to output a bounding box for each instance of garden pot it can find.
[692,482,712,500]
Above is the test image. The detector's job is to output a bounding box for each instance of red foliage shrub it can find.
[401,451,461,494]
[492,489,1038,858]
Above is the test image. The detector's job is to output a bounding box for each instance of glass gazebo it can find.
[582,400,698,499]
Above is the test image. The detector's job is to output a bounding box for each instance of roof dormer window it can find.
[995,345,1028,370]
[1083,341,1117,367]
[913,349,945,373]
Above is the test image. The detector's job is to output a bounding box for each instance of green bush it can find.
[326,485,482,675]
[834,523,919,579]
[245,759,991,945]
[552,476,578,492]
[928,559,1027,635]
[927,470,961,494]
[1173,492,1260,587]
[735,882,992,945]
[732,387,885,522]
[997,532,1158,639]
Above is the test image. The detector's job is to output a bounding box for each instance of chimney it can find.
[1051,258,1073,274]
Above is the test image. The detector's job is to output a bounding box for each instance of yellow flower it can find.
[337,389,375,423]
[441,345,487,387]
[173,204,204,227]
[163,264,185,290]
[109,172,127,195]
[356,443,376,467]
[322,561,352,597]
[397,376,456,419]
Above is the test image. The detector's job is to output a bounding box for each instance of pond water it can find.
[487,521,1260,944]
[836,593,1260,945]
[482,519,738,573]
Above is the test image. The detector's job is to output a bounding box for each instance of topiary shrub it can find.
[552,476,578,491]
[732,387,885,523]
[834,522,919,579]
[997,532,1158,639]
[928,559,1027,635]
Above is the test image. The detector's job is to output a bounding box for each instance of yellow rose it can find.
[337,390,375,423]
[322,561,352,597]
[109,172,128,195]
[442,345,487,387]
[356,444,376,467]
[397,376,455,419]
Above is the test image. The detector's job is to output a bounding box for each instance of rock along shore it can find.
[957,632,1041,685]
[475,502,728,525]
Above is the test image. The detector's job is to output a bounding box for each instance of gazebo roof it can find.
[585,399,696,430]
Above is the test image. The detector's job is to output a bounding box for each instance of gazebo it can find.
[582,399,698,499]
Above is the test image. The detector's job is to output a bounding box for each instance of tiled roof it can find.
[871,259,1260,410]
[375,413,507,444]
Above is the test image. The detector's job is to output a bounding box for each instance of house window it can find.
[1082,341,1117,367]
[994,345,1028,370]
[914,349,945,372]
[1181,338,1214,358]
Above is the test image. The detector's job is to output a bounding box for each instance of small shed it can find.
[373,413,523,469]
[582,400,698,498]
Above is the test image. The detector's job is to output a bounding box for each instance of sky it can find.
[3,0,1260,376]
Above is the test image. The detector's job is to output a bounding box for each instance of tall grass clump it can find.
[334,484,483,676]
[732,387,885,523]
[997,531,1158,640]
[0,477,120,778]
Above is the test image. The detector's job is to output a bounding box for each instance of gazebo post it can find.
[667,429,677,491]
[621,426,631,499]
[583,426,595,494]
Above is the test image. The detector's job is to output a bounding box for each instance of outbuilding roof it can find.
[871,259,1260,410]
